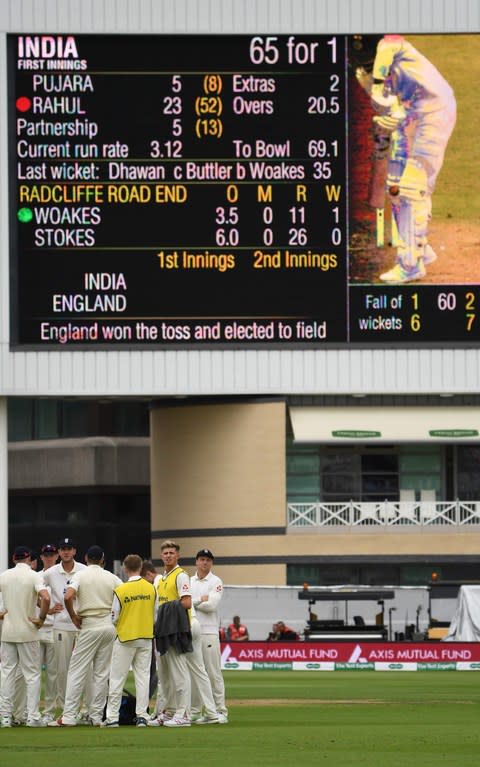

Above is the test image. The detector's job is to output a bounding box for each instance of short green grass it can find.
[2,671,480,767]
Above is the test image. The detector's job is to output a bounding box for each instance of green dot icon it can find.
[18,207,33,223]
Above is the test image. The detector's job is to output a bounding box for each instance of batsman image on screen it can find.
[348,34,480,286]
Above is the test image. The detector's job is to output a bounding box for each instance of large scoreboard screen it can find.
[7,33,479,347]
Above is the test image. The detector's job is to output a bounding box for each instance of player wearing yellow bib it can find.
[102,554,156,728]
[148,540,192,728]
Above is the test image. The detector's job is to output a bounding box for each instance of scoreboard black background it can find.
[7,33,479,347]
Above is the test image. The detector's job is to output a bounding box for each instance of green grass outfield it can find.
[2,671,480,767]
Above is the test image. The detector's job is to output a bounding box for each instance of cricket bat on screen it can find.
[368,130,390,248]
[369,153,388,209]
[370,153,387,247]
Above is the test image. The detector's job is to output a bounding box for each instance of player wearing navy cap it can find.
[42,538,87,715]
[190,549,228,723]
[0,546,50,727]
[50,545,122,727]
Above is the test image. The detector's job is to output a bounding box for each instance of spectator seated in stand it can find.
[266,621,300,641]
[226,615,249,641]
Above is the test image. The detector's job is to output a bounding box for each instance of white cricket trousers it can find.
[199,633,227,717]
[106,637,152,722]
[157,644,191,719]
[2,665,37,723]
[53,628,77,708]
[61,621,115,725]
[188,617,218,719]
[40,632,57,716]
[0,640,42,722]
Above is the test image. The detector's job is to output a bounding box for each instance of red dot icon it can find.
[16,96,31,112]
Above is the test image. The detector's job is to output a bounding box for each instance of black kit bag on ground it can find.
[103,689,138,725]
[118,690,137,725]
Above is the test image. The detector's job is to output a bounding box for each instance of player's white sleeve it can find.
[195,583,224,613]
[67,573,80,593]
[111,593,121,624]
[175,571,191,596]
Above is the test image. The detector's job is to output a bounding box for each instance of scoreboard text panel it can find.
[8,34,479,347]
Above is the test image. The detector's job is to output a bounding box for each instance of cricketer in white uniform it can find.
[355,34,456,283]
[187,602,219,724]
[150,562,216,726]
[36,543,60,722]
[103,553,156,728]
[42,538,87,711]
[50,545,121,726]
[190,548,228,723]
[1,552,53,726]
[0,546,50,727]
[0,576,29,725]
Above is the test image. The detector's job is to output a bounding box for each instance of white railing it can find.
[287,500,480,529]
